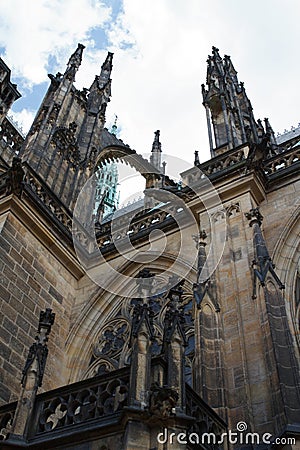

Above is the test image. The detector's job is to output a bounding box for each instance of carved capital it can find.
[245,207,263,227]
[192,229,207,248]
[38,308,55,335]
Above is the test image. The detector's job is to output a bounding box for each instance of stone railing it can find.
[23,164,73,233]
[0,401,17,440]
[1,139,299,256]
[263,144,300,176]
[0,163,73,236]
[0,159,182,252]
[185,384,227,445]
[96,207,177,248]
[184,141,300,187]
[28,367,129,439]
[200,146,247,177]
[0,370,228,447]
[0,117,25,162]
[183,145,248,186]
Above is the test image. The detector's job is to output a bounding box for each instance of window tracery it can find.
[84,287,195,385]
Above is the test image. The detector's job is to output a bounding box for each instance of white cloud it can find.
[9,108,35,135]
[102,0,300,165]
[0,0,111,85]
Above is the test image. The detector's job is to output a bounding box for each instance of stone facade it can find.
[0,45,299,449]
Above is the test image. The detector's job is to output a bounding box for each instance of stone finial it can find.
[97,52,113,91]
[223,54,237,77]
[100,52,113,76]
[152,130,161,152]
[264,117,277,146]
[212,46,220,57]
[111,114,118,135]
[88,52,113,116]
[203,47,261,156]
[38,308,55,334]
[135,267,155,299]
[65,43,85,80]
[129,301,154,348]
[150,130,163,172]
[245,207,285,297]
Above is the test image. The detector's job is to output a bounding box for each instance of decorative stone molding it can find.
[51,122,80,168]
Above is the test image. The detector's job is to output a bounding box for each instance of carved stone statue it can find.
[149,382,178,418]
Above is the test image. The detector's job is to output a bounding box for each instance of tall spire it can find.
[202,46,270,156]
[111,114,118,135]
[264,117,277,147]
[150,130,162,171]
[223,54,238,83]
[99,51,113,87]
[87,52,113,116]
[64,43,85,81]
[19,47,113,211]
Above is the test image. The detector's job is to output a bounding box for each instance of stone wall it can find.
[0,211,76,404]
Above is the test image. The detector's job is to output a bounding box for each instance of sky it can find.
[1,0,300,170]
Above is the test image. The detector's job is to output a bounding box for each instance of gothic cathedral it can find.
[0,45,299,449]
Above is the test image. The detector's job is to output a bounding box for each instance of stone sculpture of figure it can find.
[7,157,24,196]
[149,382,178,418]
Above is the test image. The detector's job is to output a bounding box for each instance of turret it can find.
[64,43,85,81]
[202,47,275,157]
[87,51,113,116]
[0,58,21,124]
[18,46,115,210]
[149,130,163,172]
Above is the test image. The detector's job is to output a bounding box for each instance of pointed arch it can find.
[194,295,224,414]
[66,254,197,383]
[96,144,161,181]
[272,202,300,355]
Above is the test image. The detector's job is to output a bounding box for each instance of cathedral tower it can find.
[19,45,114,210]
[202,47,277,157]
[0,45,299,450]
[0,58,21,125]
